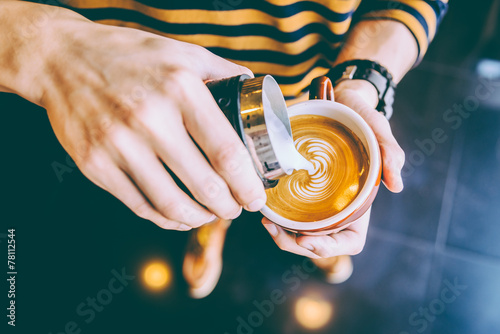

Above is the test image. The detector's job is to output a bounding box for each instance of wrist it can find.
[333,79,379,109]
[0,3,82,106]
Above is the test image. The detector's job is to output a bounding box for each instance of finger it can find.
[335,91,405,193]
[79,151,193,231]
[108,129,214,228]
[262,218,321,259]
[296,230,365,258]
[296,208,371,258]
[379,140,405,193]
[371,121,404,193]
[141,99,242,220]
[358,109,405,193]
[195,46,254,80]
[175,72,267,211]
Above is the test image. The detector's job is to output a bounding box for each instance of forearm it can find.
[336,20,418,83]
[333,20,418,107]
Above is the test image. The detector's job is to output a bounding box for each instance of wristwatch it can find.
[327,60,397,120]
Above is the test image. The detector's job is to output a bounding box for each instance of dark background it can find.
[2,0,500,333]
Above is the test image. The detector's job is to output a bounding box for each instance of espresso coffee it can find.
[265,115,370,222]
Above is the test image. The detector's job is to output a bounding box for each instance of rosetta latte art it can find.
[266,115,369,222]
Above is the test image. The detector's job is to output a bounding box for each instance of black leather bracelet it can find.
[327,60,397,120]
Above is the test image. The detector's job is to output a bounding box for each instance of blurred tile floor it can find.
[1,1,500,334]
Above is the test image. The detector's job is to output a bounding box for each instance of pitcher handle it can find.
[309,76,334,101]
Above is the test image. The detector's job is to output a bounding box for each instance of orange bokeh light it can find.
[142,261,171,291]
[295,296,333,330]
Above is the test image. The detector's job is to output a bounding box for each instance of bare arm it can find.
[332,20,417,193]
[0,1,55,101]
[263,21,420,258]
[0,1,267,230]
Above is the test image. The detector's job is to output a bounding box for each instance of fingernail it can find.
[206,214,217,223]
[302,243,315,251]
[231,207,243,219]
[246,198,266,212]
[264,223,278,237]
[179,224,192,231]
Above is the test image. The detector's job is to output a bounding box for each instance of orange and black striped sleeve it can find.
[20,0,448,98]
[357,0,449,64]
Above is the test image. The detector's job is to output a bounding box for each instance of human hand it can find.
[262,208,370,259]
[333,79,405,192]
[262,79,404,258]
[33,10,266,230]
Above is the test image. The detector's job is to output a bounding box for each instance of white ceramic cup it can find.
[260,99,382,235]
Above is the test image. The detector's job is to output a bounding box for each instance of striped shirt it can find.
[50,0,449,99]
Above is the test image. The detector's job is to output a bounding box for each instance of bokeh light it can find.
[294,296,333,330]
[142,261,171,291]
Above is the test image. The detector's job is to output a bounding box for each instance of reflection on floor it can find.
[1,0,499,333]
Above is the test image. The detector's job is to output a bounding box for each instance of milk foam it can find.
[265,114,370,222]
[263,91,315,175]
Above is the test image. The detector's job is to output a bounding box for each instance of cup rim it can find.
[260,99,381,231]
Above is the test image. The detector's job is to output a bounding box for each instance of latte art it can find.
[265,115,369,222]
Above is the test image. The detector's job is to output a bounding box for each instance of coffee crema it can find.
[265,115,370,222]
